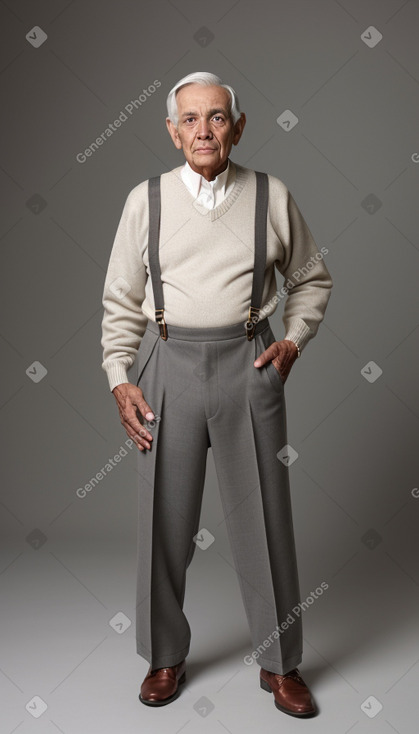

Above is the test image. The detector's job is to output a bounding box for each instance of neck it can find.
[188,159,229,182]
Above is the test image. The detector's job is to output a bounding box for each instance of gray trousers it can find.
[135,317,303,675]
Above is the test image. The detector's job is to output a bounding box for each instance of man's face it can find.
[166,84,246,180]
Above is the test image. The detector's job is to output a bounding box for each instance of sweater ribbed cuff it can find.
[104,362,131,392]
[283,317,312,354]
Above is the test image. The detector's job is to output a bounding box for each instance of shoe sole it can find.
[139,671,186,706]
[260,677,317,717]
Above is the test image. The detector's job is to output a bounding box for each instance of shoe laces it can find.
[275,668,305,686]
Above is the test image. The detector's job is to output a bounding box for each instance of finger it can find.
[126,410,154,444]
[118,394,154,442]
[113,385,155,424]
[123,423,152,451]
[113,387,154,450]
[135,394,155,422]
[116,399,154,444]
[254,344,278,367]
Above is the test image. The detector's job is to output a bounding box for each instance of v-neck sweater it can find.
[101,160,333,391]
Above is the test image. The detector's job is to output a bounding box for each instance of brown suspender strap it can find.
[147,170,269,340]
[246,171,269,340]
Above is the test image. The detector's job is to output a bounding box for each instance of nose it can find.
[197,118,213,139]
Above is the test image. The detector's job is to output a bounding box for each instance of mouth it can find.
[195,148,216,153]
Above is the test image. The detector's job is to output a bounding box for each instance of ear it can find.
[232,112,246,146]
[166,118,183,150]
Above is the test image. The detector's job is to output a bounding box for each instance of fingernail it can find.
[145,411,154,420]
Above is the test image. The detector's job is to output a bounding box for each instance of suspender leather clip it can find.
[155,309,168,340]
[246,306,260,340]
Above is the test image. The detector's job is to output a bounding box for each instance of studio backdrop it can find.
[1,1,418,732]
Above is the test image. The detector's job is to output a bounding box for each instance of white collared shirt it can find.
[180,159,235,209]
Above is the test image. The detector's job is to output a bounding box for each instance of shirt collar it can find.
[181,159,231,199]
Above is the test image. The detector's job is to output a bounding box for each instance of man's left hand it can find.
[254,339,299,384]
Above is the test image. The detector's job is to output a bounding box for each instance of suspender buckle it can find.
[155,309,168,340]
[246,306,260,340]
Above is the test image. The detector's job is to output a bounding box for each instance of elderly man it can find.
[101,71,332,718]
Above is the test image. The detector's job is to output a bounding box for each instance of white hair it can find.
[166,71,241,127]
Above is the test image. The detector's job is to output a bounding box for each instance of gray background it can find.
[1,0,418,732]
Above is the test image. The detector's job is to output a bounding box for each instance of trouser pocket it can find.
[265,359,285,391]
[255,326,285,393]
[136,328,160,386]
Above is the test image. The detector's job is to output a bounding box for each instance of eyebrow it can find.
[181,108,228,118]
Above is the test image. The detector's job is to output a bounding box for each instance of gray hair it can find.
[166,71,241,127]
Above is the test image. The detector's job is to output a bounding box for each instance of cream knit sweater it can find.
[101,160,333,391]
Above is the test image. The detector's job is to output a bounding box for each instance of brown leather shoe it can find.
[260,667,317,716]
[139,660,186,706]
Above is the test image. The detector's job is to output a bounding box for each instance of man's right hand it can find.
[112,383,155,451]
